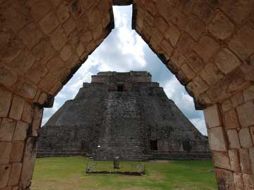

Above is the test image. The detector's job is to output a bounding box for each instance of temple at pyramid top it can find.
[92,71,152,83]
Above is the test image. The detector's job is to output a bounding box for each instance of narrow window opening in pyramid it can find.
[150,140,158,151]
[117,84,124,92]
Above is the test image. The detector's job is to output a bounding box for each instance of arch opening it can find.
[32,5,214,190]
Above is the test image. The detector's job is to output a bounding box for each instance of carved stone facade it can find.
[0,0,254,189]
[38,72,210,160]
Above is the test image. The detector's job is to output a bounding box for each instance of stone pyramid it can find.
[38,71,210,160]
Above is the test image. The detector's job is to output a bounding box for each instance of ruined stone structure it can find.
[0,0,254,189]
[38,71,210,160]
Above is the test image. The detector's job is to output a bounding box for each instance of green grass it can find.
[32,157,217,190]
[86,160,144,174]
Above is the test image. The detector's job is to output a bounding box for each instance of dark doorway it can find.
[150,140,158,150]
[117,84,124,91]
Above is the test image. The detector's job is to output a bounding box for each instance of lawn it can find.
[32,157,217,190]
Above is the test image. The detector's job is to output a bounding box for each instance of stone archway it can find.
[0,0,253,189]
[132,1,254,189]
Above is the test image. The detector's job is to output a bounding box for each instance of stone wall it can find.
[0,1,113,189]
[132,0,254,189]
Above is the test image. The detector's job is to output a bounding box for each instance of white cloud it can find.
[42,6,207,135]
[190,118,207,135]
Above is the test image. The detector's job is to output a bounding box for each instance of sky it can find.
[42,6,207,135]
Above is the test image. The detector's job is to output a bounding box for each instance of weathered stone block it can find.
[76,42,86,57]
[9,96,25,121]
[191,0,216,23]
[17,81,37,100]
[180,64,195,82]
[224,109,240,129]
[2,4,31,33]
[26,63,48,84]
[9,50,35,75]
[234,173,244,190]
[251,127,254,144]
[184,15,205,41]
[0,29,23,63]
[231,92,244,107]
[155,17,168,34]
[12,186,19,190]
[186,76,208,97]
[208,11,234,40]
[0,118,16,141]
[160,40,173,59]
[221,100,233,113]
[0,88,12,117]
[32,39,56,64]
[242,174,254,190]
[204,105,221,128]
[39,12,59,34]
[239,149,252,174]
[47,57,65,75]
[228,149,240,172]
[21,102,33,123]
[28,0,52,21]
[0,164,11,188]
[50,26,68,51]
[13,121,29,141]
[215,48,241,74]
[164,22,181,47]
[50,0,61,7]
[185,51,205,73]
[56,3,70,23]
[38,73,58,93]
[170,50,186,71]
[243,85,254,101]
[63,17,76,36]
[176,33,194,55]
[239,128,253,148]
[8,163,22,186]
[21,137,37,189]
[150,28,163,50]
[193,35,220,62]
[38,92,48,106]
[0,64,17,87]
[215,168,234,190]
[49,81,63,96]
[221,0,254,25]
[19,23,43,49]
[212,151,230,170]
[208,127,227,151]
[250,147,254,175]
[10,141,25,162]
[229,22,254,60]
[155,0,170,23]
[31,107,43,137]
[200,63,224,86]
[237,101,254,128]
[0,142,12,164]
[60,44,73,61]
[227,129,240,149]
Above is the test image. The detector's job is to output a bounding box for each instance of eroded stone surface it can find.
[208,127,227,151]
[38,72,210,160]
